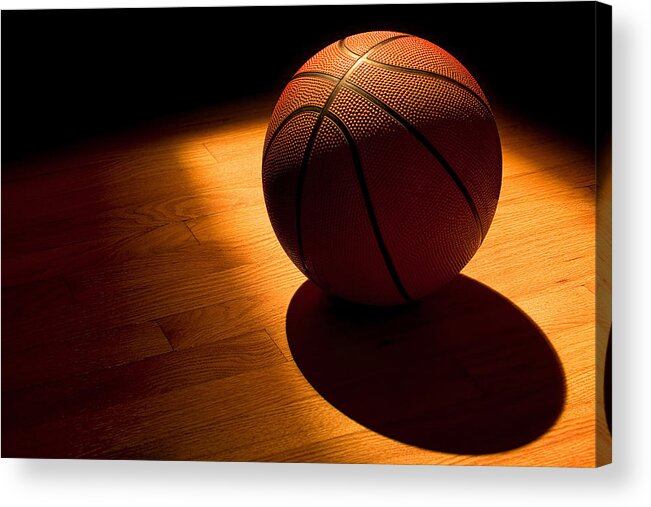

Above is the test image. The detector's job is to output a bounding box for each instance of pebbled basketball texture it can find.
[262,31,502,305]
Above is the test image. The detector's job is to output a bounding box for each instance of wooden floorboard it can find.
[2,322,171,391]
[2,222,198,287]
[158,294,286,351]
[2,276,75,321]
[1,95,608,466]
[2,330,286,437]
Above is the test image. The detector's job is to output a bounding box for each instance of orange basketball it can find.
[262,31,502,305]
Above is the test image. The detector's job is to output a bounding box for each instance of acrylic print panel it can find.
[1,2,611,467]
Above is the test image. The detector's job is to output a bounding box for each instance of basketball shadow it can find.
[286,275,566,455]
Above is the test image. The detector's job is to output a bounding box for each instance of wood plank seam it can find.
[153,321,176,351]
[264,327,291,362]
[181,220,202,245]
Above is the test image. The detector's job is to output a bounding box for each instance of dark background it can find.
[2,2,598,163]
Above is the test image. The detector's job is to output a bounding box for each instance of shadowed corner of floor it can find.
[285,275,566,456]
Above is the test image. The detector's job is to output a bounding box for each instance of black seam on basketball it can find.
[363,58,492,113]
[337,39,362,58]
[323,111,414,304]
[293,34,411,276]
[337,35,411,58]
[343,80,485,240]
[290,71,340,83]
[262,106,323,163]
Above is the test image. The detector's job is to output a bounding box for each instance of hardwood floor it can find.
[2,95,610,466]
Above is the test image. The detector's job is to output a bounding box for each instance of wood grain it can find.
[2,322,172,391]
[2,276,75,321]
[2,330,285,437]
[2,222,198,287]
[1,96,609,466]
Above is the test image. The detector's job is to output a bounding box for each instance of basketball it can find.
[262,31,502,305]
